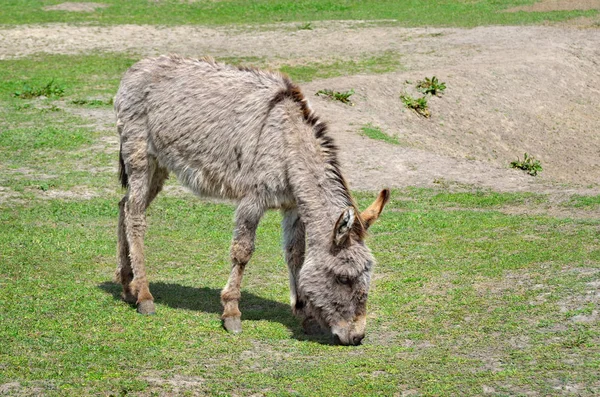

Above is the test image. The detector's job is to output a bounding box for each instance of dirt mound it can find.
[2,23,599,193]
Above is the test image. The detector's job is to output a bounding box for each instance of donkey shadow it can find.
[98,281,334,344]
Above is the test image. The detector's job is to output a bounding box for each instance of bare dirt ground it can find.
[1,20,599,194]
[42,2,109,12]
[504,0,600,12]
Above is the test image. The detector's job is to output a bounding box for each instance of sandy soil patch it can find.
[505,0,600,12]
[43,2,109,12]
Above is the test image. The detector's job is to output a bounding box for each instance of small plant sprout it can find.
[510,153,542,176]
[416,76,446,96]
[316,88,355,105]
[13,79,65,99]
[298,22,313,30]
[400,94,430,117]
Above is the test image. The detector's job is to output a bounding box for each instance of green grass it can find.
[1,191,599,395]
[360,124,401,145]
[280,51,402,83]
[566,195,600,208]
[0,53,138,101]
[0,0,597,26]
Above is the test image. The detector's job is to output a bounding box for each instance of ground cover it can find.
[1,0,600,395]
[1,0,597,26]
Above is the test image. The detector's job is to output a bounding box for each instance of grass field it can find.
[1,1,600,396]
[2,189,600,395]
[1,0,597,26]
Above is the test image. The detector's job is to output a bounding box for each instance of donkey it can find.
[115,55,389,345]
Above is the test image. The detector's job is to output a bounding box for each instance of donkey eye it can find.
[336,275,352,285]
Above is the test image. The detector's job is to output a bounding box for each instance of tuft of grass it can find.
[416,76,446,97]
[279,51,402,82]
[298,21,313,30]
[564,195,600,208]
[13,79,65,99]
[316,88,355,105]
[360,124,400,145]
[400,94,430,117]
[510,153,542,176]
[70,98,114,107]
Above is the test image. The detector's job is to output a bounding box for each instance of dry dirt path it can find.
[2,22,599,193]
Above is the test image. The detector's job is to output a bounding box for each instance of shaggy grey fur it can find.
[115,55,389,345]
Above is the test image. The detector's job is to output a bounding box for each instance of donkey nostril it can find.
[352,334,365,345]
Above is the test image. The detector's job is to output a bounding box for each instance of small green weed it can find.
[417,76,446,96]
[38,182,56,192]
[510,153,542,176]
[298,22,313,30]
[316,88,355,105]
[13,79,65,99]
[562,330,590,349]
[361,124,400,145]
[400,94,430,117]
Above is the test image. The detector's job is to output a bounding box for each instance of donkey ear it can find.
[333,207,356,247]
[361,188,390,230]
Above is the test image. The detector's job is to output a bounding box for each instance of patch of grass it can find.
[0,0,597,27]
[401,94,430,117]
[279,51,402,82]
[510,153,543,176]
[360,124,400,145]
[70,98,114,107]
[0,125,92,151]
[0,53,138,101]
[416,76,446,97]
[565,195,600,208]
[298,21,313,30]
[13,79,65,99]
[217,55,267,69]
[316,88,355,105]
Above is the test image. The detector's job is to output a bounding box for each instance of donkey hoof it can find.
[121,291,137,304]
[222,317,242,334]
[137,300,156,315]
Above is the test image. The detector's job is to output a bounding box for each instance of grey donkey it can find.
[115,55,389,345]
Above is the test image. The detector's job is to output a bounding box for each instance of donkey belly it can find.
[148,112,292,206]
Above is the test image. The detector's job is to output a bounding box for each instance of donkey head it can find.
[297,189,390,345]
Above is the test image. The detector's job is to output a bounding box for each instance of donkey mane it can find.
[270,74,366,239]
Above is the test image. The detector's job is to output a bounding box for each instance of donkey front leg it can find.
[282,208,321,335]
[221,197,264,333]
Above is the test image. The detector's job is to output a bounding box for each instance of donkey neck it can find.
[284,108,355,246]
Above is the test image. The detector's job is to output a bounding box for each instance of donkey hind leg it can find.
[116,165,168,304]
[116,158,168,314]
[282,209,320,335]
[221,197,265,333]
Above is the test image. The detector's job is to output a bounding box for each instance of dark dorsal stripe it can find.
[272,77,365,238]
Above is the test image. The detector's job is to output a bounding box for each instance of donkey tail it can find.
[118,144,128,189]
